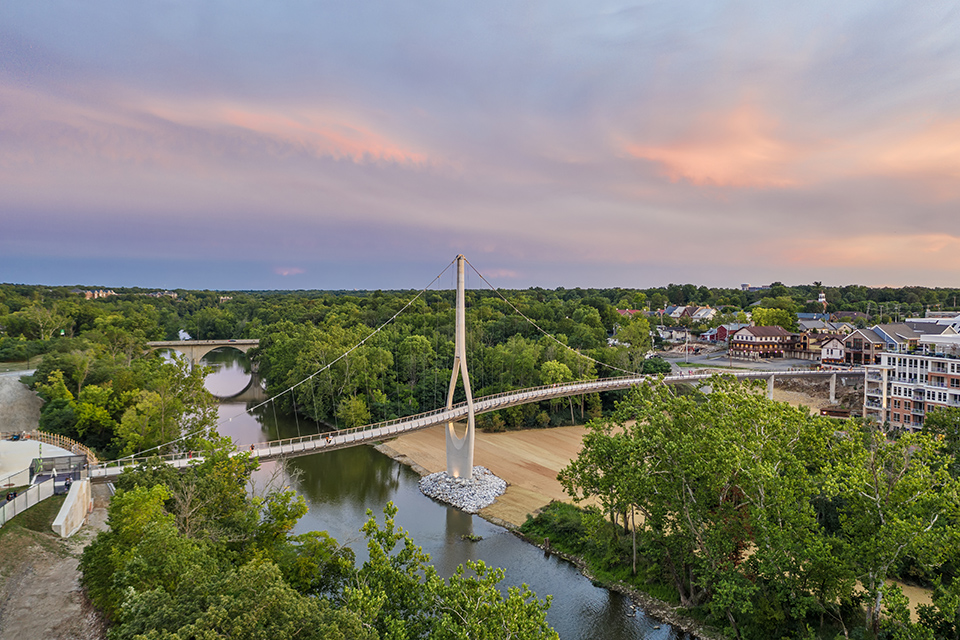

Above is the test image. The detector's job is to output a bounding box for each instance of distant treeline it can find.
[0,279,956,459]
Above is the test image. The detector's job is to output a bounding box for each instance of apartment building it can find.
[863,332,960,429]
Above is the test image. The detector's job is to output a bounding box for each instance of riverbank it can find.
[377,425,720,640]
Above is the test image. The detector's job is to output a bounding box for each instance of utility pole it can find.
[444,255,476,480]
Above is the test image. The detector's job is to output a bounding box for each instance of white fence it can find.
[0,468,30,490]
[0,479,55,527]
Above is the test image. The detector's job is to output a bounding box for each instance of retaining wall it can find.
[51,479,91,538]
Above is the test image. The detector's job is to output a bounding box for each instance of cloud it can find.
[782,233,960,270]
[623,103,803,188]
[273,267,305,276]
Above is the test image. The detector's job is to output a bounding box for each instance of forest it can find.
[2,279,958,461]
[5,280,960,638]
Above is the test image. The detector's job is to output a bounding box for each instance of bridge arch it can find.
[145,339,259,368]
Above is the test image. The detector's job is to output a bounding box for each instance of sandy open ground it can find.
[381,424,590,527]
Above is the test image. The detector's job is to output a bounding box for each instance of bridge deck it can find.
[89,368,862,480]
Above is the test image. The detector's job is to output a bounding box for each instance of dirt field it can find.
[0,376,43,435]
[381,424,591,527]
[0,375,110,640]
[0,485,110,640]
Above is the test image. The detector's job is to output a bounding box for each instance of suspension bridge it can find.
[87,255,865,482]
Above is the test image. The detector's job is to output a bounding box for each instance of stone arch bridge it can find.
[145,339,259,368]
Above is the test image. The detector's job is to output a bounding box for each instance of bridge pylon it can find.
[445,255,476,479]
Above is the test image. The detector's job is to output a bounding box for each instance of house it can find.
[831,311,869,322]
[843,328,887,365]
[689,306,717,322]
[863,333,960,430]
[700,323,749,343]
[799,319,855,334]
[905,313,960,334]
[657,326,689,343]
[870,323,921,353]
[729,326,801,359]
[820,336,845,364]
[797,312,831,323]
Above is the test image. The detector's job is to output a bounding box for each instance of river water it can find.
[202,348,690,640]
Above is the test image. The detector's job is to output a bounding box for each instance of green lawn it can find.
[0,360,39,373]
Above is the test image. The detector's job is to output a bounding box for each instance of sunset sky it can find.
[2,2,959,291]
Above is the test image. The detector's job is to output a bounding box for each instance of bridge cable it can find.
[463,259,640,378]
[114,257,458,461]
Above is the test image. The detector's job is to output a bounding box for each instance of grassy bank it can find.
[519,501,719,640]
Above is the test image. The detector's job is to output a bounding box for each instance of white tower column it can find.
[445,255,476,479]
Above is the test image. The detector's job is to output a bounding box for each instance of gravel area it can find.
[0,376,42,435]
[419,466,506,513]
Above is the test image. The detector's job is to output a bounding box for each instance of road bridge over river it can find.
[89,367,863,481]
[146,339,259,368]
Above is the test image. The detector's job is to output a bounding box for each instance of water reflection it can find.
[207,351,691,639]
[201,348,255,398]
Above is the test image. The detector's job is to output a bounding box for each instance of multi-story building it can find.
[863,332,960,429]
[843,328,887,365]
[729,325,802,359]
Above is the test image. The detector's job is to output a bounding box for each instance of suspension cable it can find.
[119,257,458,460]
[463,258,639,378]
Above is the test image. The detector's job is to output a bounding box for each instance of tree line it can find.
[521,376,960,640]
[81,444,559,639]
[2,278,957,459]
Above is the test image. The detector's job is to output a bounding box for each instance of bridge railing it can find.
[91,367,865,474]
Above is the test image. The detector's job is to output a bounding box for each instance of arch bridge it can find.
[145,339,259,368]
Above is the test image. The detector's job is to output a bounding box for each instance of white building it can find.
[863,332,960,429]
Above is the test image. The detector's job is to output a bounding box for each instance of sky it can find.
[2,2,959,291]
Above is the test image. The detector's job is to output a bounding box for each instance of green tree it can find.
[923,406,960,477]
[350,502,558,640]
[831,423,960,635]
[751,307,798,332]
[337,394,372,429]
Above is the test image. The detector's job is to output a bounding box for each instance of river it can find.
[201,347,691,640]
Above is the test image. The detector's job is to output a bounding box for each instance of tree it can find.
[559,376,850,638]
[350,502,558,640]
[337,394,372,429]
[541,360,574,424]
[831,423,960,635]
[923,407,960,477]
[751,307,798,332]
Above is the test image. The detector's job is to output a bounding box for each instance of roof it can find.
[872,323,920,344]
[905,320,954,335]
[735,325,795,338]
[846,328,884,344]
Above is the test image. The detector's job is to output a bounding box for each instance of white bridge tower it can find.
[445,255,476,479]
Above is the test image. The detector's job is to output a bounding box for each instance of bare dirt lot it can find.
[0,485,110,640]
[380,424,592,528]
[0,375,109,640]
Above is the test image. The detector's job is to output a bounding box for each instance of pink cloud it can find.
[781,233,960,270]
[624,103,802,188]
[273,267,305,276]
[867,118,960,200]
[141,99,433,167]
